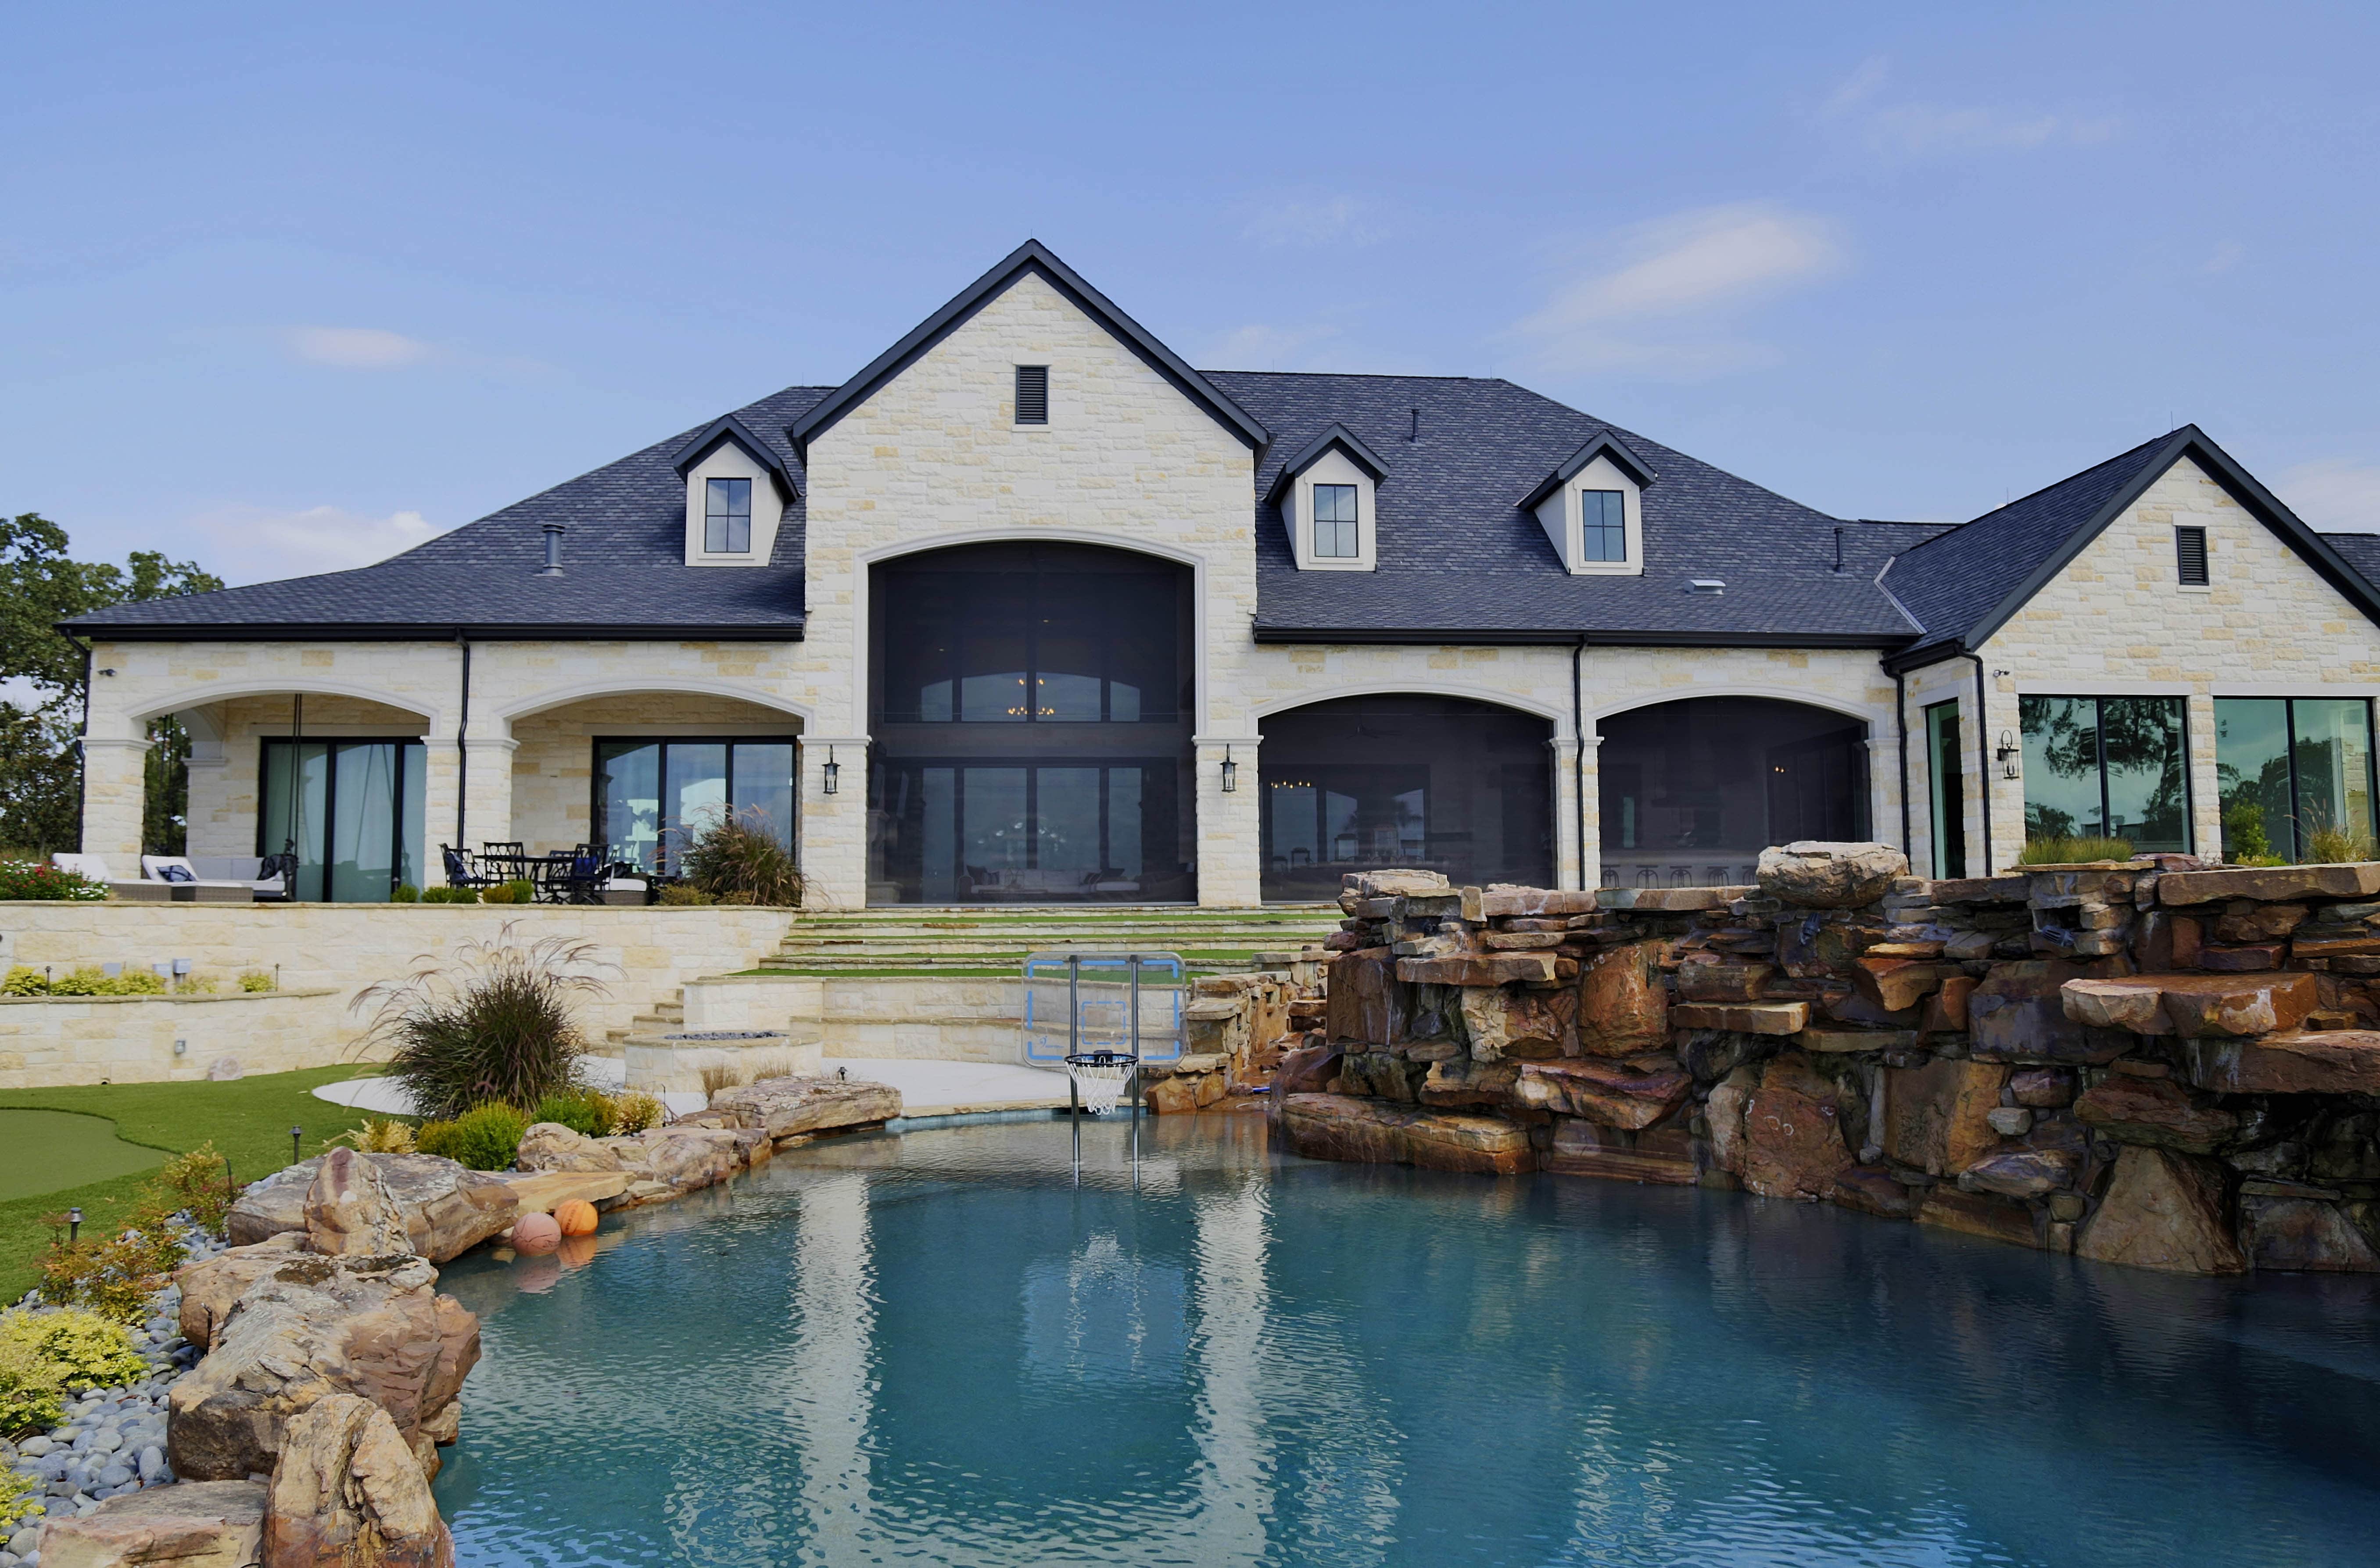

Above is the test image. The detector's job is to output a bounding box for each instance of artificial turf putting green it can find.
[0,1109,165,1203]
[0,1064,371,1305]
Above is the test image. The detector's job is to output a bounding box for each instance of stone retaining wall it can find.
[0,903,789,1087]
[1263,849,2380,1277]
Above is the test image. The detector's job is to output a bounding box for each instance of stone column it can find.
[79,735,151,862]
[1194,733,1262,907]
[1866,734,1901,860]
[463,734,518,849]
[797,734,869,909]
[1971,669,2024,876]
[2186,692,2222,861]
[1550,736,1581,891]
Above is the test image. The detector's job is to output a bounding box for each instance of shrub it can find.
[419,885,473,904]
[355,924,617,1120]
[475,879,536,906]
[608,1091,665,1134]
[179,971,221,994]
[2017,835,2134,866]
[0,1308,150,1393]
[2299,805,2376,865]
[239,970,276,992]
[531,1088,615,1138]
[325,1116,416,1155]
[414,1103,527,1171]
[150,1142,237,1236]
[0,860,110,901]
[657,883,715,906]
[0,1465,43,1530]
[391,882,421,902]
[1,965,47,996]
[0,1335,65,1438]
[35,1218,183,1321]
[48,967,165,997]
[679,805,804,907]
[2223,799,2273,863]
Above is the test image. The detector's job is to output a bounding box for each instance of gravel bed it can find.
[0,1219,222,1567]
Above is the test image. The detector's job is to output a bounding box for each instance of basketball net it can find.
[1066,1052,1135,1114]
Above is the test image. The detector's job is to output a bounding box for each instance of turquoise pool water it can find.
[434,1115,2380,1567]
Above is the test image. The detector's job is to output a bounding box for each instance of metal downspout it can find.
[455,634,471,845]
[1573,637,1588,891]
[1895,666,1911,863]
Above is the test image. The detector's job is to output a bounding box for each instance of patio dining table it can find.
[478,851,588,903]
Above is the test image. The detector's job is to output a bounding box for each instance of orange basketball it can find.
[553,1199,598,1237]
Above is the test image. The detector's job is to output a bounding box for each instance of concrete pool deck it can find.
[312,1056,1072,1122]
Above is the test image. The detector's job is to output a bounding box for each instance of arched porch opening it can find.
[1596,696,1868,889]
[1258,695,1555,903]
[865,540,1196,903]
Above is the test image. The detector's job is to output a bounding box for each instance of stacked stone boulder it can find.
[1275,845,2380,1277]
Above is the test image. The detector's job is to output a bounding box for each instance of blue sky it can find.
[6,1,2379,584]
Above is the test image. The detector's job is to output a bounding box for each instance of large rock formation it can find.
[176,1231,311,1351]
[703,1074,903,1141]
[514,1122,626,1174]
[167,1253,479,1481]
[2075,1147,2247,1274]
[1880,1059,2007,1177]
[229,1155,518,1263]
[1755,841,1907,909]
[1278,1093,1534,1175]
[1740,1054,1853,1199]
[260,1393,454,1568]
[303,1148,414,1257]
[36,1480,267,1568]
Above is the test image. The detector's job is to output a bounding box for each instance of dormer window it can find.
[1315,484,1360,558]
[670,414,795,567]
[1518,433,1656,577]
[1270,423,1390,573]
[705,479,752,554]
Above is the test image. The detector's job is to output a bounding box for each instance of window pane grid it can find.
[1313,484,1359,558]
[704,477,753,553]
[1582,490,1626,562]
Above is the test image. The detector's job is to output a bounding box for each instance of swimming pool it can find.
[434,1114,2380,1566]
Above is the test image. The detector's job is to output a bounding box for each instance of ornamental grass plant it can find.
[679,805,804,906]
[355,924,617,1121]
[2016,835,2134,866]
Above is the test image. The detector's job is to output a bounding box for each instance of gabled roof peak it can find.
[1262,422,1391,505]
[671,413,796,502]
[1515,430,1656,512]
[785,239,1269,458]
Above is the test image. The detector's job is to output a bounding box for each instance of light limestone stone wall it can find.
[814,974,1027,1062]
[0,902,789,1085]
[1904,455,2380,874]
[188,694,435,861]
[508,692,804,852]
[797,269,1260,906]
[0,987,349,1089]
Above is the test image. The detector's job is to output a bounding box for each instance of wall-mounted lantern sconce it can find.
[822,746,840,795]
[1222,746,1237,793]
[1996,730,2020,780]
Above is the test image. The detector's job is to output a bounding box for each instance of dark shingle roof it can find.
[68,385,831,639]
[1881,432,2180,662]
[1209,371,1922,644]
[2323,533,2380,590]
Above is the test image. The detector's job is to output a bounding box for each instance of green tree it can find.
[0,515,222,854]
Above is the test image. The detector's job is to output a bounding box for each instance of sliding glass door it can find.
[2214,698,2376,862]
[592,738,798,874]
[258,738,427,901]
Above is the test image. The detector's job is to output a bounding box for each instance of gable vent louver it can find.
[2176,525,2210,586]
[1015,365,1049,426]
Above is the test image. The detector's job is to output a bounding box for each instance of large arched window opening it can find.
[1259,695,1554,902]
[867,541,1195,903]
[1598,697,1868,888]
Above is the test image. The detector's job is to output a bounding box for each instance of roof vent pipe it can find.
[1832,525,1844,572]
[538,523,565,576]
[1409,408,1419,442]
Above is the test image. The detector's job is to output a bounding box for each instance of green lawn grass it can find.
[0,1064,369,1305]
[0,1110,166,1203]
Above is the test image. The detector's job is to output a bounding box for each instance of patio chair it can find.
[441,845,499,891]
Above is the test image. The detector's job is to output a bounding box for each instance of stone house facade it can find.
[65,242,2380,906]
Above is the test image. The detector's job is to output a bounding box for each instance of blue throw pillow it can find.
[159,864,196,883]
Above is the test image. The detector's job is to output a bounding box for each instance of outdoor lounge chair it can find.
[51,852,171,902]
[141,854,281,902]
[441,845,500,891]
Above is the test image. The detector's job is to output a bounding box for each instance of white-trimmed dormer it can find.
[1269,423,1391,572]
[671,415,796,567]
[1518,432,1655,576]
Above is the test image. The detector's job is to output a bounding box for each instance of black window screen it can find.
[1259,695,1552,902]
[1597,698,1868,888]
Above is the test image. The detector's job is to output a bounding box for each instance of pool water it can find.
[434,1115,2380,1567]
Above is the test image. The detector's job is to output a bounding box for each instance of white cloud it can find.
[1241,193,1385,249]
[1510,204,1845,376]
[190,503,450,581]
[286,326,434,369]
[2278,459,2380,534]
[1821,56,2117,156]
[2205,240,2244,275]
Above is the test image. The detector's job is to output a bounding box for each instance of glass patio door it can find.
[259,739,427,901]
